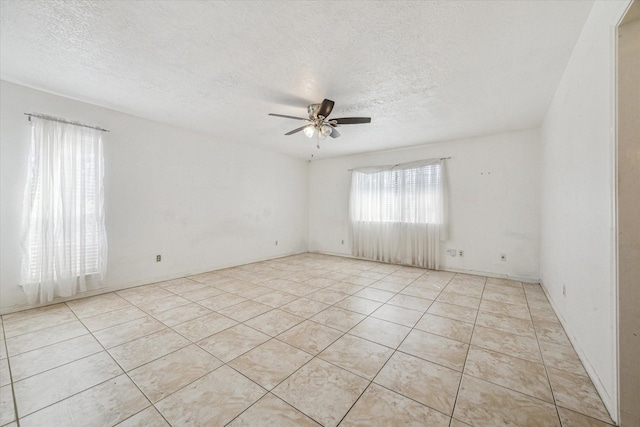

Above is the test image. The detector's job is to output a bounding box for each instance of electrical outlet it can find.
[448,249,457,257]
[500,254,506,262]
[458,250,464,257]
[156,255,161,262]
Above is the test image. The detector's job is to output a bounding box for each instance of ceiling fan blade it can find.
[316,99,335,118]
[329,127,341,138]
[333,117,371,125]
[268,113,308,121]
[285,125,308,135]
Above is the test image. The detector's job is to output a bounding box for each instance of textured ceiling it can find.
[0,0,595,159]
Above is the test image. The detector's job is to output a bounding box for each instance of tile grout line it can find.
[273,265,421,425]
[524,284,564,427]
[8,272,293,424]
[221,363,323,426]
[220,265,426,425]
[69,301,161,425]
[339,271,440,425]
[447,275,487,427]
[1,318,21,427]
[2,332,101,382]
[461,279,587,426]
[222,390,322,427]
[117,268,358,425]
[192,264,384,425]
[330,271,454,424]
[13,302,103,422]
[443,276,487,424]
[448,278,606,424]
[2,316,78,342]
[4,255,598,426]
[10,303,125,424]
[462,281,563,403]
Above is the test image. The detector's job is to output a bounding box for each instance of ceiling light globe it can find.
[303,125,315,138]
[319,124,332,139]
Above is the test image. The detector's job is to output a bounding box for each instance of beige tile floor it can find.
[0,253,616,427]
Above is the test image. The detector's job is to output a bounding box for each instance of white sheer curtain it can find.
[349,159,447,269]
[20,117,107,303]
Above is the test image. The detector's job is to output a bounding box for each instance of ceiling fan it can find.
[268,99,371,147]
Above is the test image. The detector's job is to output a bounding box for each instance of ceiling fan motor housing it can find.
[307,103,320,119]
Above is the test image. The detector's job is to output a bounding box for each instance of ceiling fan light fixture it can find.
[320,124,333,139]
[268,99,371,141]
[303,125,316,138]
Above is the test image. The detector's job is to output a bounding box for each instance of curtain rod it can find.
[348,157,451,172]
[24,113,109,132]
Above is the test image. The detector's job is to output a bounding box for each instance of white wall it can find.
[309,129,541,281]
[539,0,631,420]
[0,81,309,313]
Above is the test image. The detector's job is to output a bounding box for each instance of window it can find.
[349,159,447,269]
[350,164,441,224]
[21,116,107,303]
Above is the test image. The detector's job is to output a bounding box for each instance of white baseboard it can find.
[311,251,540,283]
[440,266,540,283]
[0,250,306,315]
[539,281,617,424]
